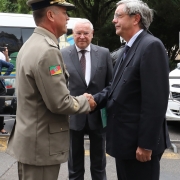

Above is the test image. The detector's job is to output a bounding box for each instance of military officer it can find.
[6,1,96,180]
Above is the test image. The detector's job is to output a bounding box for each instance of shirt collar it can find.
[75,44,91,52]
[126,29,143,48]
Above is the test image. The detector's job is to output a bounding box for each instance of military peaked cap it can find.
[27,0,75,11]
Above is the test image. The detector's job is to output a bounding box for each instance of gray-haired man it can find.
[88,0,171,179]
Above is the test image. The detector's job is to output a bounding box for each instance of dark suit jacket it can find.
[60,44,113,130]
[94,31,171,159]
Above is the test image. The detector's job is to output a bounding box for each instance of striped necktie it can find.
[80,50,86,76]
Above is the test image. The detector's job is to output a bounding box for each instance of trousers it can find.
[0,59,14,76]
[115,153,163,180]
[18,162,61,180]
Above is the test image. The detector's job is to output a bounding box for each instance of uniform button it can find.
[60,128,63,131]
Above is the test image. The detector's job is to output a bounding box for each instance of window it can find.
[22,28,34,43]
[0,27,35,55]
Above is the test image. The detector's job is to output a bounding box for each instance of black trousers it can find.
[115,153,163,180]
[68,121,107,180]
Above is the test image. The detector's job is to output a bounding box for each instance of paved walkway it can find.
[1,136,180,180]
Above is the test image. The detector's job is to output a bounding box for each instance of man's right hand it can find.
[88,98,97,111]
[83,93,96,111]
[83,93,94,100]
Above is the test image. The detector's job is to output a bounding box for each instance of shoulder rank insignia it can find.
[49,65,62,75]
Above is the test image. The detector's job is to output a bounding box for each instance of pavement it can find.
[1,136,180,180]
[0,137,117,180]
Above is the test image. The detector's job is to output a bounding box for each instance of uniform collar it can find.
[34,26,59,45]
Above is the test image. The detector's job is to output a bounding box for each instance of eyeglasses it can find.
[113,13,135,20]
[113,13,127,19]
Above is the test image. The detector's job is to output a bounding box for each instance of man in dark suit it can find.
[60,19,113,180]
[85,0,171,180]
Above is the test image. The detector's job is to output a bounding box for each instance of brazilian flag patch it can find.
[49,65,62,76]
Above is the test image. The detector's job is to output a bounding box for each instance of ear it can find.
[46,10,55,22]
[133,14,141,25]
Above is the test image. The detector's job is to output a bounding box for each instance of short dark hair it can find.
[33,7,48,25]
[33,6,60,25]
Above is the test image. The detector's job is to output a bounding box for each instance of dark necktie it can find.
[80,50,86,76]
[123,45,130,60]
[113,45,130,81]
[110,45,130,94]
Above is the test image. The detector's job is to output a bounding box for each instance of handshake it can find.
[83,93,97,111]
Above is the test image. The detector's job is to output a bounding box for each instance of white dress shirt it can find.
[75,45,91,86]
[126,29,143,48]
[0,52,5,61]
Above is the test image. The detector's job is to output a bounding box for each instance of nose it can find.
[79,34,85,38]
[66,14,69,20]
[112,18,117,24]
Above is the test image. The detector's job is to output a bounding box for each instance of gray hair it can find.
[72,19,94,31]
[117,0,153,30]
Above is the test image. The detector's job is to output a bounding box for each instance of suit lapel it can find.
[70,45,87,86]
[110,50,135,95]
[90,44,98,84]
[109,31,147,96]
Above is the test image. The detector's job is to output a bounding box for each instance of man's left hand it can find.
[136,147,152,162]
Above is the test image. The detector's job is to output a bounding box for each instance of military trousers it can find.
[18,162,60,180]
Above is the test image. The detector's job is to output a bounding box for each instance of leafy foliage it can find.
[145,0,180,62]
[0,0,31,13]
[68,0,116,31]
[17,0,31,14]
[0,0,18,12]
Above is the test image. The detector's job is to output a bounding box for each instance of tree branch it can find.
[99,0,115,16]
